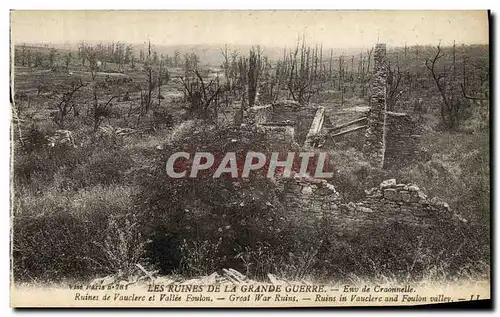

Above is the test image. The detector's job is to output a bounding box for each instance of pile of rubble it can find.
[344,178,468,224]
[90,267,293,288]
[366,178,428,203]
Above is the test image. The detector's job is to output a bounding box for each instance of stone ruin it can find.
[243,100,326,148]
[243,44,419,170]
[363,43,420,169]
[280,177,467,234]
[240,43,464,230]
[363,43,388,168]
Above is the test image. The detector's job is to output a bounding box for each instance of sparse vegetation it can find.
[11,37,489,286]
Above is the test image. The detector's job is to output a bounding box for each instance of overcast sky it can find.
[10,10,489,49]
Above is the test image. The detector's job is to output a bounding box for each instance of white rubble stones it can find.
[301,185,314,195]
[325,183,337,192]
[417,190,428,201]
[400,191,411,202]
[408,185,420,192]
[267,273,280,285]
[380,178,397,189]
[376,179,429,204]
[346,202,356,212]
[430,197,451,211]
[374,179,464,221]
[46,129,76,148]
[383,188,399,201]
[291,174,340,198]
[356,206,374,213]
[222,268,247,284]
[201,272,219,285]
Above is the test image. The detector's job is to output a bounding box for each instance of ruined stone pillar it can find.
[364,43,388,169]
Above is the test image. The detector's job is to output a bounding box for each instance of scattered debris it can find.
[46,129,76,148]
[135,263,155,283]
[222,268,246,284]
[267,273,280,285]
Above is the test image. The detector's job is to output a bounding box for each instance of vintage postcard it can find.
[9,10,490,307]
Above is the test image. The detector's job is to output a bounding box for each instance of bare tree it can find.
[157,57,170,108]
[460,46,489,102]
[220,44,232,90]
[286,36,322,104]
[361,48,373,97]
[34,52,42,68]
[181,69,222,120]
[143,40,155,112]
[387,59,403,111]
[248,46,261,107]
[53,79,87,128]
[80,44,100,80]
[425,42,463,130]
[338,54,345,105]
[220,44,240,105]
[64,52,72,70]
[92,92,116,132]
[48,48,56,68]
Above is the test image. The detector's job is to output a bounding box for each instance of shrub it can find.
[314,220,489,283]
[236,241,320,281]
[394,131,490,224]
[70,148,134,188]
[135,123,299,275]
[14,131,134,192]
[12,185,141,282]
[90,214,152,277]
[179,238,225,277]
[326,147,387,201]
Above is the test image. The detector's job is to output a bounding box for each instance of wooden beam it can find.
[259,122,295,127]
[303,106,325,149]
[329,125,367,138]
[327,117,367,132]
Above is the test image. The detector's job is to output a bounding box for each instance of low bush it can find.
[12,185,142,282]
[135,123,300,275]
[325,147,387,201]
[14,130,134,192]
[314,220,489,283]
[394,131,490,224]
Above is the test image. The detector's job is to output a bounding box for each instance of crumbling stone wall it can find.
[364,43,388,169]
[271,101,319,145]
[244,101,320,145]
[281,178,466,235]
[363,43,421,170]
[384,112,420,169]
[244,104,273,125]
[280,177,341,228]
[257,124,296,144]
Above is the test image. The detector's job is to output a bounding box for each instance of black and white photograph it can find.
[9,10,490,307]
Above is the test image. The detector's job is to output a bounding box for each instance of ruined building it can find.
[363,43,420,169]
[243,43,419,170]
[242,43,464,232]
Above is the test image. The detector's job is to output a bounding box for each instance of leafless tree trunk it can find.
[425,42,462,130]
[181,70,222,121]
[387,59,403,111]
[338,54,345,105]
[248,46,261,107]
